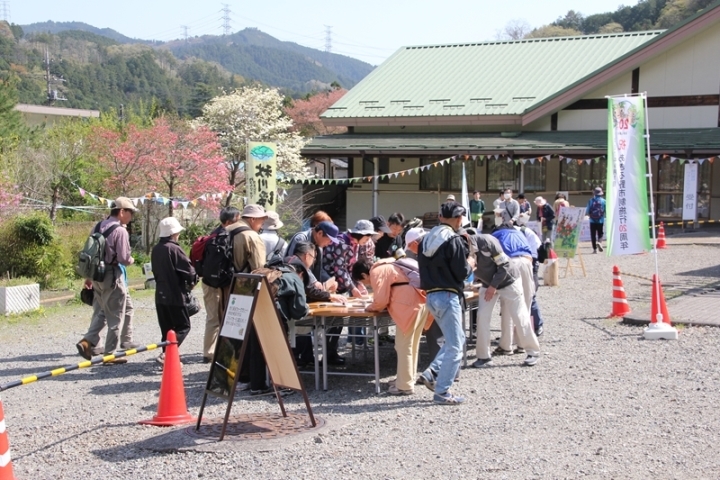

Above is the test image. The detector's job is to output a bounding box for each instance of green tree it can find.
[0,77,27,153]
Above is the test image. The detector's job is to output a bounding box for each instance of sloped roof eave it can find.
[321,114,523,127]
[521,2,720,125]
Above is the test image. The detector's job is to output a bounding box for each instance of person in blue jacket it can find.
[586,187,606,253]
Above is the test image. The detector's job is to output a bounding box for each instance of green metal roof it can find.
[321,31,661,120]
[302,129,720,156]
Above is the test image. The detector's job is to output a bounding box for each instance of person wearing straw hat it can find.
[76,197,138,364]
[151,217,197,364]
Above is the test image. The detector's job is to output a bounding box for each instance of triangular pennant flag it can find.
[699,159,705,165]
[132,198,139,206]
[594,158,599,163]
[400,171,406,177]
[653,154,660,160]
[566,158,572,164]
[679,159,685,165]
[98,196,105,204]
[545,155,551,161]
[530,158,536,164]
[181,201,189,209]
[413,168,419,174]
[139,198,145,205]
[585,159,591,164]
[670,157,677,163]
[79,188,86,197]
[106,199,113,207]
[190,199,197,207]
[471,155,477,160]
[709,157,715,164]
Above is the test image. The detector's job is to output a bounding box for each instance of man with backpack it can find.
[75,197,137,364]
[586,187,606,253]
[193,206,240,363]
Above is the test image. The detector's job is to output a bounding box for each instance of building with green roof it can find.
[303,2,720,227]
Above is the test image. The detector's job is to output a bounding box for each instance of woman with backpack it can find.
[351,257,428,396]
[151,217,198,364]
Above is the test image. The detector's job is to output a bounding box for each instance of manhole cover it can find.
[185,413,324,441]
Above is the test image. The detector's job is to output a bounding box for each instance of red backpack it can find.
[190,226,222,277]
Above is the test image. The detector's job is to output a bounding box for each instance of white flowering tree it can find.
[197,86,309,205]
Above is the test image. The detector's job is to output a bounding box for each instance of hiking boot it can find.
[535,326,544,337]
[120,342,140,350]
[472,357,494,368]
[598,245,604,252]
[524,355,539,366]
[76,339,92,360]
[250,386,272,396]
[515,347,526,354]
[419,369,437,392]
[433,391,465,405]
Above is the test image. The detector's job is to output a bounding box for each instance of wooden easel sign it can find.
[196,273,316,441]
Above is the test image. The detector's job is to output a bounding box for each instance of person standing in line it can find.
[152,217,197,364]
[260,211,287,264]
[499,188,521,224]
[417,201,473,405]
[227,204,269,394]
[201,206,240,364]
[586,187,606,253]
[517,213,545,336]
[76,197,137,364]
[517,193,532,216]
[534,196,556,243]
[469,191,486,231]
[492,190,505,210]
[554,192,570,217]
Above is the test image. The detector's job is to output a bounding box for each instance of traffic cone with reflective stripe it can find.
[650,274,671,325]
[608,266,631,317]
[140,330,196,426]
[656,222,667,249]
[0,396,16,480]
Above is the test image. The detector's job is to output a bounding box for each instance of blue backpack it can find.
[589,198,604,221]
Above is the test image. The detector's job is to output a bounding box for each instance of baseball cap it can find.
[242,204,267,218]
[349,219,376,236]
[405,227,426,246]
[262,211,284,231]
[440,201,466,219]
[112,197,137,212]
[370,215,391,233]
[594,187,604,195]
[158,217,184,237]
[315,221,340,244]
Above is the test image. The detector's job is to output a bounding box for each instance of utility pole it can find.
[221,3,232,36]
[181,25,190,43]
[0,1,9,22]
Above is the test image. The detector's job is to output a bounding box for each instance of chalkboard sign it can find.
[196,273,315,440]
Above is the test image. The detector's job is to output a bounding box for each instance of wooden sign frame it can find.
[196,273,316,440]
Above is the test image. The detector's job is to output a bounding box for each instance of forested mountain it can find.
[4,22,373,116]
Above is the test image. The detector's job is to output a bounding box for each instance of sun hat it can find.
[112,197,137,212]
[262,211,284,231]
[594,187,604,195]
[349,219,376,236]
[534,196,546,205]
[158,217,184,237]
[405,227,426,246]
[446,194,456,201]
[242,204,267,218]
[315,221,340,244]
[370,215,391,233]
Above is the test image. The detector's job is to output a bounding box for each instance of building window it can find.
[420,158,475,191]
[560,158,607,192]
[523,161,546,192]
[487,160,518,193]
[656,159,711,218]
[362,157,389,183]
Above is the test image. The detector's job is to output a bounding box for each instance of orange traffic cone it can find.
[0,396,16,480]
[608,265,631,317]
[650,274,672,325]
[140,330,196,426]
[656,222,667,249]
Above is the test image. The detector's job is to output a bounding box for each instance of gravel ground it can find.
[2,235,720,479]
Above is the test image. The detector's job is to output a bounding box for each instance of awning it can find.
[302,128,720,156]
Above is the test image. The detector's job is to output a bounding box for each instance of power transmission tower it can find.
[181,25,190,42]
[324,25,332,53]
[0,1,10,22]
[221,3,232,36]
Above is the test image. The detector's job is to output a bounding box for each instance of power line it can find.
[221,3,232,36]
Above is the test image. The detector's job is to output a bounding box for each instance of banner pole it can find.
[642,92,663,321]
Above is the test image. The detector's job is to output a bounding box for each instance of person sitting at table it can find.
[352,258,428,395]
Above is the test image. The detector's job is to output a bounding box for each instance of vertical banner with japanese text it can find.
[246,142,277,211]
[606,97,651,255]
[682,162,698,221]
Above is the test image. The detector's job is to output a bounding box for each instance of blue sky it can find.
[10,1,639,64]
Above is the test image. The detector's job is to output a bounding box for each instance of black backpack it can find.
[201,226,250,288]
[266,237,287,266]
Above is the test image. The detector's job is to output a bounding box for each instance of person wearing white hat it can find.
[260,211,287,265]
[151,217,197,363]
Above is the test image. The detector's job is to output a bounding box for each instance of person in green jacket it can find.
[469,191,486,231]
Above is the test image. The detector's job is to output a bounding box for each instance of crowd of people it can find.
[73,187,605,405]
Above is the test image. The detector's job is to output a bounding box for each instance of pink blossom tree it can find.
[285,88,348,137]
